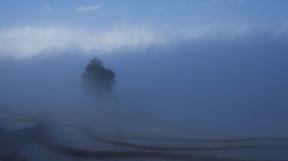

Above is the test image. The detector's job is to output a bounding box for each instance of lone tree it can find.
[82,57,116,93]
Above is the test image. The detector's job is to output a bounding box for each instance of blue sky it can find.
[0,0,288,58]
[1,0,288,27]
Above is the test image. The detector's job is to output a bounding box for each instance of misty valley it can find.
[1,0,288,160]
[1,37,288,161]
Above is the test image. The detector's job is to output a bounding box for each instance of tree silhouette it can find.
[81,57,116,93]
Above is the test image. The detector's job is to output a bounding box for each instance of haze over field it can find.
[0,0,288,161]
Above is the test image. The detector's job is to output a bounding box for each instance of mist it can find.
[2,0,288,160]
[1,33,288,160]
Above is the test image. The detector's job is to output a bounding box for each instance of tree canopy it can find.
[81,57,116,93]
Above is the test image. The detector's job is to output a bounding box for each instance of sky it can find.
[0,0,288,27]
[0,0,288,58]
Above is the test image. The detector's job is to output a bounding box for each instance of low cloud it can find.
[0,26,166,58]
[0,24,286,58]
[75,3,103,12]
[178,23,257,40]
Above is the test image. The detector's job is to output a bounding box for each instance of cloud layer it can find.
[0,26,166,58]
[0,24,287,58]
